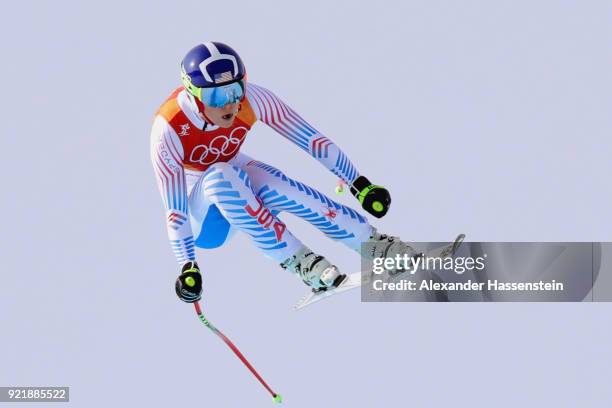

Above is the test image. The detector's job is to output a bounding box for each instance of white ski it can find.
[293,234,465,310]
[294,272,363,310]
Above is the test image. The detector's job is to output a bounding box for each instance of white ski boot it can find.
[364,228,422,275]
[281,246,346,292]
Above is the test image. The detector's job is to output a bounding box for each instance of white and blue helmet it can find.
[181,42,246,107]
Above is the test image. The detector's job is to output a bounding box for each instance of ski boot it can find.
[363,228,422,275]
[281,246,347,292]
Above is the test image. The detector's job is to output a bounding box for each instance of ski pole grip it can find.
[351,176,391,218]
[350,176,372,199]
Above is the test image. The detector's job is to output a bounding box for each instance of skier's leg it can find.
[236,157,373,252]
[190,161,343,290]
[190,162,301,261]
[234,156,422,273]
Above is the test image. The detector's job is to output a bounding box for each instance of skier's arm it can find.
[245,83,391,218]
[245,83,360,185]
[150,116,197,265]
[151,117,203,302]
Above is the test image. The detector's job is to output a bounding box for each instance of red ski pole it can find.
[193,301,282,404]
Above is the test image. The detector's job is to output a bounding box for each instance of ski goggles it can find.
[183,73,245,108]
[198,80,245,108]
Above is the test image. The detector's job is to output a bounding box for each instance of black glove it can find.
[175,261,203,303]
[350,176,391,218]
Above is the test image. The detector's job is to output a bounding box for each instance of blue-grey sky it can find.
[1,1,611,407]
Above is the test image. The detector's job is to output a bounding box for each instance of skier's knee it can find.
[206,161,233,175]
[246,160,291,185]
[204,161,242,183]
[202,162,253,204]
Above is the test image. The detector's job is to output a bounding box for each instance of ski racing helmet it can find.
[180,42,246,108]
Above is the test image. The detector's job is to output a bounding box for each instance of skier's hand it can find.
[350,176,391,218]
[175,261,203,303]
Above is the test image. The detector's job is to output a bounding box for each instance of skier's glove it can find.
[175,261,203,303]
[350,176,391,218]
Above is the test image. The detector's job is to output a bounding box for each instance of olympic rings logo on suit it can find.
[189,127,248,165]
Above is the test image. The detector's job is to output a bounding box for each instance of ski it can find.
[293,234,465,310]
[294,271,363,310]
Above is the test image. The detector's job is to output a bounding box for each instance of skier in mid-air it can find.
[151,42,422,303]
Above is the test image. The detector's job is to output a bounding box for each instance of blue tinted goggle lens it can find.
[200,81,245,107]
